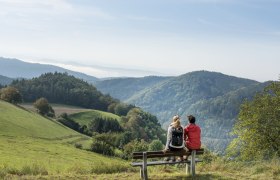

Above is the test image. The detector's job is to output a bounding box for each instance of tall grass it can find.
[0,163,48,178]
[199,157,280,179]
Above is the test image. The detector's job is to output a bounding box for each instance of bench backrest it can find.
[132,148,204,159]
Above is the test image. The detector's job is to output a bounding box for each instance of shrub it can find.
[75,143,83,149]
[123,139,149,159]
[0,86,22,104]
[91,134,115,156]
[149,139,164,151]
[33,97,55,117]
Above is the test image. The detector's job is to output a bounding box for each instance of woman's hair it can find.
[172,115,181,128]
[173,119,181,128]
[172,115,180,122]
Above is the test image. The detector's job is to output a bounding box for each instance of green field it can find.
[69,110,121,127]
[0,100,130,178]
[1,100,279,179]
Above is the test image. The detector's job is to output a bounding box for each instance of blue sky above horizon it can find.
[0,0,279,81]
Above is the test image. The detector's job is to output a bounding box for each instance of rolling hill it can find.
[0,100,130,176]
[11,72,117,111]
[126,71,259,124]
[0,57,98,83]
[0,74,13,86]
[0,100,80,138]
[94,71,269,153]
[94,76,171,101]
[69,110,121,127]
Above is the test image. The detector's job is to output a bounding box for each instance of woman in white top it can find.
[164,115,186,152]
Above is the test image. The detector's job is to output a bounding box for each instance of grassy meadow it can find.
[69,110,121,127]
[0,100,131,178]
[1,100,279,179]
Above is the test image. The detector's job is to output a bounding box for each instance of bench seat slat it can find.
[131,159,203,167]
[133,149,204,156]
[132,149,204,159]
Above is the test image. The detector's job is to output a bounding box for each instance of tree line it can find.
[57,106,166,159]
[11,72,118,111]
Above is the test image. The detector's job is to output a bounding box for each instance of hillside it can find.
[94,76,171,101]
[0,100,130,176]
[126,71,258,118]
[95,71,268,153]
[1,91,278,180]
[0,57,98,83]
[69,110,121,127]
[9,72,166,154]
[187,82,270,152]
[11,72,117,111]
[0,74,13,86]
[0,100,80,138]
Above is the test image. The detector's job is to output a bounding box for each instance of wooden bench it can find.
[131,148,204,180]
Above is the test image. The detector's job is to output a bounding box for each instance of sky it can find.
[0,0,279,81]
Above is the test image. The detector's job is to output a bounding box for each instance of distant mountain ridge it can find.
[0,74,13,86]
[127,71,259,122]
[0,57,98,83]
[94,76,172,101]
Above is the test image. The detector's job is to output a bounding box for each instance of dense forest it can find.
[11,72,116,111]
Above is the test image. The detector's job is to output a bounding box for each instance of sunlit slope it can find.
[0,100,130,174]
[0,136,129,174]
[69,110,121,126]
[0,100,79,138]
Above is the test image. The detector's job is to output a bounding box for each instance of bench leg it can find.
[140,167,144,179]
[186,150,196,176]
[190,150,196,176]
[186,162,190,174]
[142,152,148,180]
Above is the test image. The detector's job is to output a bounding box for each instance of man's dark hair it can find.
[188,115,196,124]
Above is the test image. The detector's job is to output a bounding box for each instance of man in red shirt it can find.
[184,115,201,150]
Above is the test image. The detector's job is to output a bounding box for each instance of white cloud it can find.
[0,0,115,19]
[0,0,72,10]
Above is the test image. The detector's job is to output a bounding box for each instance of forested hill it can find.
[8,72,167,150]
[95,70,269,153]
[0,75,13,86]
[127,71,259,124]
[94,76,172,101]
[0,57,98,83]
[11,72,117,111]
